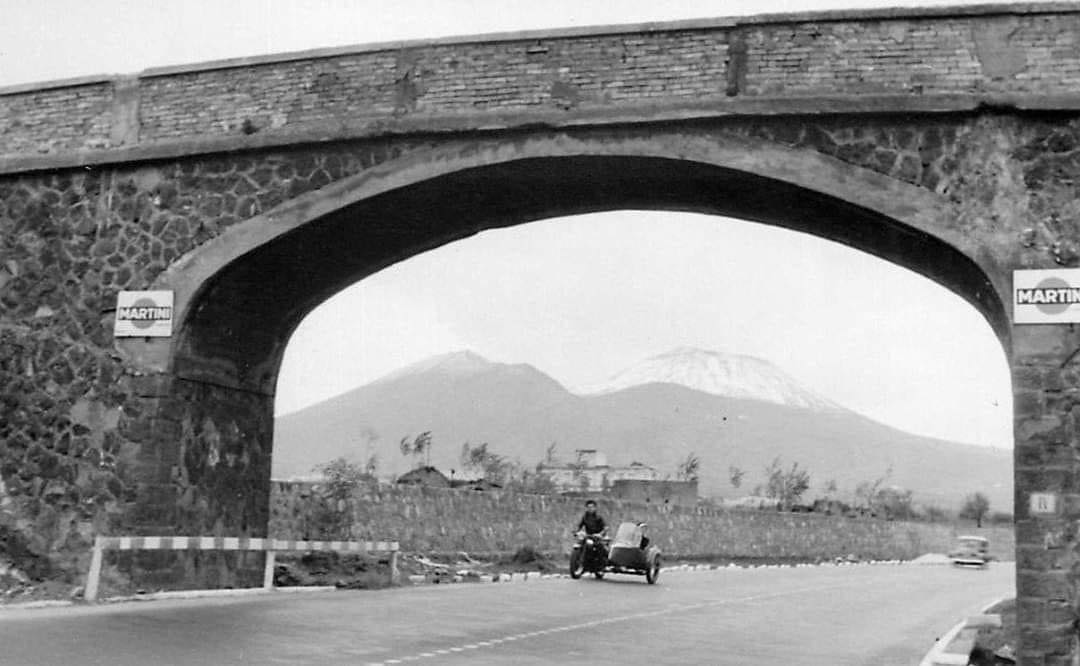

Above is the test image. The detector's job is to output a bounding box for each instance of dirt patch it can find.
[332,549,860,587]
[274,552,395,590]
[0,577,81,605]
[0,554,82,606]
[391,549,567,583]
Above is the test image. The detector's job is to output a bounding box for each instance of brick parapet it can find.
[5,3,1080,163]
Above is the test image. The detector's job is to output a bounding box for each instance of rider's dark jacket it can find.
[577,512,606,535]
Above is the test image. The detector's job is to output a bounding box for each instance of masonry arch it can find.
[136,130,1010,554]
[157,131,1009,399]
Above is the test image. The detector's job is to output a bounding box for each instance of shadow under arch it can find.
[166,148,1008,398]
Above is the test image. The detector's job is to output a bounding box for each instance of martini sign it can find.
[114,291,174,337]
[1014,269,1080,323]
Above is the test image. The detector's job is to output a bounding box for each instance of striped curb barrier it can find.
[84,535,399,602]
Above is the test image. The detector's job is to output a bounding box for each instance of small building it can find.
[396,466,451,488]
[538,450,659,493]
[450,478,503,491]
[610,479,698,507]
[719,495,782,510]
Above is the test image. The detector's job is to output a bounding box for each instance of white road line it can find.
[367,580,866,665]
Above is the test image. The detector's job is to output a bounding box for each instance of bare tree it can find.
[854,466,893,515]
[677,452,701,482]
[311,457,367,538]
[960,492,991,528]
[312,457,367,500]
[460,442,510,484]
[357,426,379,455]
[762,457,811,509]
[875,486,916,520]
[921,504,950,523]
[728,465,745,489]
[399,431,433,467]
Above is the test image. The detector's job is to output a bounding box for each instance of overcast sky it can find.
[2,1,1023,449]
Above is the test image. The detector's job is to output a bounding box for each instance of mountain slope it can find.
[272,352,593,480]
[273,351,1012,510]
[584,347,842,411]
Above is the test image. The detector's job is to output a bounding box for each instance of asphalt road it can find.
[0,562,1013,666]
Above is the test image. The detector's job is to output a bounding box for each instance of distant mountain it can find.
[584,347,842,411]
[273,350,1012,510]
[370,351,500,385]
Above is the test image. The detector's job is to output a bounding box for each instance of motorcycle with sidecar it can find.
[569,521,662,584]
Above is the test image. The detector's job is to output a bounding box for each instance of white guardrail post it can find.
[84,536,106,602]
[262,551,277,591]
[84,536,399,602]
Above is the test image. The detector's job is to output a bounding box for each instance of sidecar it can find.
[605,522,662,584]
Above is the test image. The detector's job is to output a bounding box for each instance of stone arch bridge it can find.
[3,2,1080,661]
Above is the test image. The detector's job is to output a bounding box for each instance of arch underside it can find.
[173,153,1005,397]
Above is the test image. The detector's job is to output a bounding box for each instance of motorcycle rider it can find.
[576,499,607,536]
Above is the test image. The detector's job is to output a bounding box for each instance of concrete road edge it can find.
[918,595,1010,666]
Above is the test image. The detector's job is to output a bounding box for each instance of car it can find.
[948,535,991,568]
[570,521,662,584]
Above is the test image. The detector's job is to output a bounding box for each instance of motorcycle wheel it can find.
[570,549,584,579]
[645,556,661,584]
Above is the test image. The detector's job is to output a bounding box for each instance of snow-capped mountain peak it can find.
[583,347,842,412]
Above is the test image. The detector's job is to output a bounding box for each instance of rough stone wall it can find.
[0,111,1060,566]
[4,107,1080,658]
[3,6,1080,156]
[269,482,1015,561]
[0,139,428,580]
[920,115,1080,665]
[756,111,1080,662]
[736,116,962,194]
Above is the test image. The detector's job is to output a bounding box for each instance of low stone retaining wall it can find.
[270,482,1014,561]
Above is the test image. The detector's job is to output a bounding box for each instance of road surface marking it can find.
[364,581,865,666]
